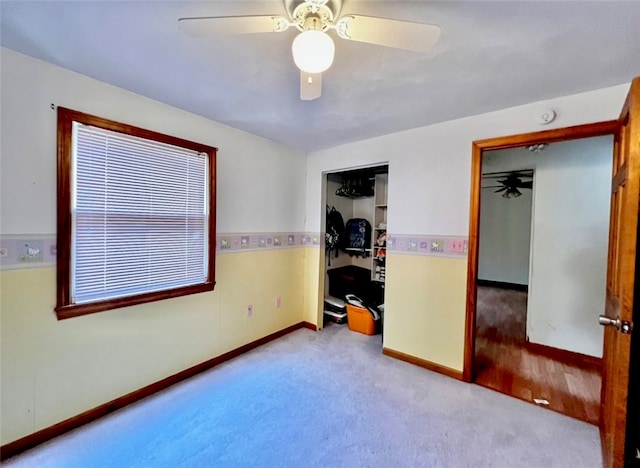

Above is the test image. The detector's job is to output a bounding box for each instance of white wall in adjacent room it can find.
[478,185,533,285]
[483,135,613,358]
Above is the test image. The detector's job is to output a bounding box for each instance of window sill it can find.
[55,282,216,320]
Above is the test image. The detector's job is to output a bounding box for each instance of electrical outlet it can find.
[246,304,253,317]
[275,296,282,308]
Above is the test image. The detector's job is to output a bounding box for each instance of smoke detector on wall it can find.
[537,109,556,125]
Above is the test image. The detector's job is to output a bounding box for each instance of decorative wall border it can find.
[216,232,319,254]
[0,235,57,270]
[283,232,468,257]
[0,232,466,270]
[387,234,468,258]
[0,232,317,270]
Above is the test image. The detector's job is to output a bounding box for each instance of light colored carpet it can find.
[4,325,601,467]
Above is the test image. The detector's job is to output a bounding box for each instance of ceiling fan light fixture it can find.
[501,187,522,199]
[292,30,335,73]
[526,143,548,153]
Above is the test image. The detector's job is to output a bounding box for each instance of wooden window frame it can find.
[55,107,217,320]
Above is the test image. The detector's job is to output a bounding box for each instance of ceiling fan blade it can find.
[178,15,290,36]
[335,15,440,52]
[482,170,534,179]
[518,181,534,189]
[300,71,322,101]
[494,187,508,193]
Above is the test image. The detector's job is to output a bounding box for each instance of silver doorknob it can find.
[599,315,621,329]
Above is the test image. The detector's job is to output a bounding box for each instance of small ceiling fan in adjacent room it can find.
[178,0,441,100]
[482,170,534,199]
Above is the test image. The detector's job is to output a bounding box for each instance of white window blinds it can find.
[72,122,209,304]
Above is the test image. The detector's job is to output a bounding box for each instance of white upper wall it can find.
[305,83,629,236]
[0,47,306,235]
[2,45,629,241]
[478,186,532,285]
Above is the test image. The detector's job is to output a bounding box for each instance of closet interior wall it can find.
[324,175,372,296]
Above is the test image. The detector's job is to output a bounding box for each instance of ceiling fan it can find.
[178,0,441,101]
[482,170,534,199]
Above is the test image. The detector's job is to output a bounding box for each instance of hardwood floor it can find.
[474,286,602,425]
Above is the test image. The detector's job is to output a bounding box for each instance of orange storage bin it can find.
[346,304,376,335]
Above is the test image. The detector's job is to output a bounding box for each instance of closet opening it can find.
[322,165,388,343]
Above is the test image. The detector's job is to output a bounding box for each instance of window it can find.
[56,108,217,319]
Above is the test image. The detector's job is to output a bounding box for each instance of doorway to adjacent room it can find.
[473,137,614,424]
[465,76,640,466]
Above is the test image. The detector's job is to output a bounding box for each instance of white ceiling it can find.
[1,1,639,152]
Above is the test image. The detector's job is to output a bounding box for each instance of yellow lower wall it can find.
[302,247,323,327]
[1,248,469,446]
[383,254,468,371]
[302,249,468,371]
[0,248,304,445]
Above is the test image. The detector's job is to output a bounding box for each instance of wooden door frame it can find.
[462,120,619,383]
[601,78,640,468]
